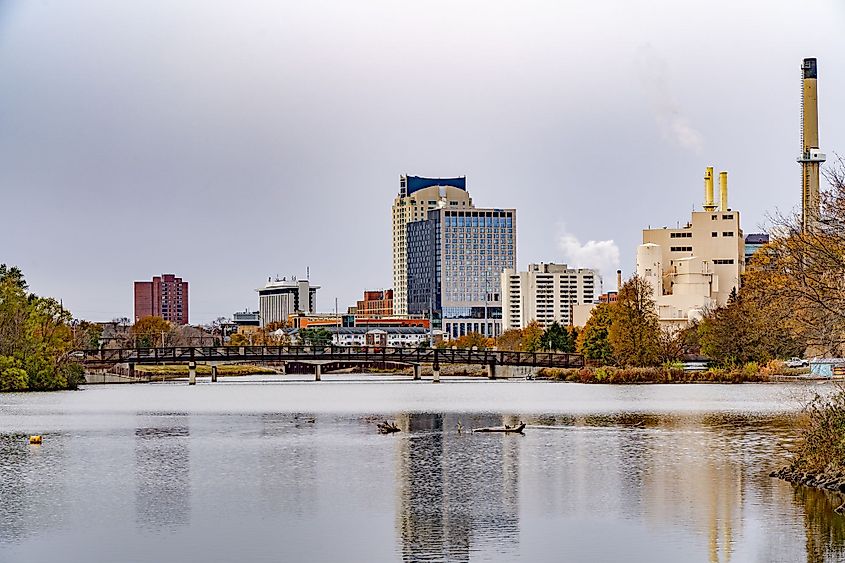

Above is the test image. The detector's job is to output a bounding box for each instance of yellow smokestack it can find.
[719,171,728,212]
[800,57,824,233]
[703,167,716,211]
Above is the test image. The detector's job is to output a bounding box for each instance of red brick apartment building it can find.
[134,274,189,324]
[356,290,393,317]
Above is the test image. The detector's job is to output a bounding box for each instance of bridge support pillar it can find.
[432,364,440,383]
[188,361,197,385]
[315,364,321,382]
[211,364,218,383]
[487,362,496,380]
[279,362,286,375]
[128,363,135,378]
[413,364,421,380]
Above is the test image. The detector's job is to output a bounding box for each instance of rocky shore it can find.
[771,466,845,514]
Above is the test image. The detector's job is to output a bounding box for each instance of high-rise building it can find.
[744,233,770,266]
[134,274,189,324]
[501,263,599,330]
[406,207,516,338]
[637,167,744,329]
[392,175,473,316]
[257,277,319,328]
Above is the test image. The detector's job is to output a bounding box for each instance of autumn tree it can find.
[608,275,660,366]
[0,265,85,391]
[521,321,545,352]
[577,303,614,364]
[744,154,845,356]
[496,328,524,351]
[131,316,172,348]
[452,332,494,350]
[697,289,804,366]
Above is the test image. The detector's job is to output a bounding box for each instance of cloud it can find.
[556,226,620,283]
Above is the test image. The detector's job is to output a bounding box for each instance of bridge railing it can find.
[75,346,584,368]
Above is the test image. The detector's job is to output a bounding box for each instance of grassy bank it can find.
[135,364,277,377]
[772,387,845,511]
[537,365,771,384]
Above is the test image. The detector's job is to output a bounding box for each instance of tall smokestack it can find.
[703,167,716,211]
[719,171,728,212]
[616,270,622,292]
[799,57,825,232]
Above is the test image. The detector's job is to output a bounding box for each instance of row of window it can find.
[670,246,693,252]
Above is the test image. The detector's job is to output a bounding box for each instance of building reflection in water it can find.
[134,414,191,531]
[393,413,520,562]
[256,412,318,518]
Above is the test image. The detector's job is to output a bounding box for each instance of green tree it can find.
[299,327,332,347]
[0,356,28,391]
[577,303,614,364]
[541,322,574,352]
[0,265,85,391]
[608,276,660,367]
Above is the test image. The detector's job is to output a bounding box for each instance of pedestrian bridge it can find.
[76,345,583,369]
[77,346,583,383]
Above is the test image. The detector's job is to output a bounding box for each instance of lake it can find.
[1,377,842,563]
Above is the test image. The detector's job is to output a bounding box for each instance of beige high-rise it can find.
[391,176,473,315]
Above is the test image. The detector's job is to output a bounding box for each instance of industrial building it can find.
[392,175,474,316]
[501,263,599,329]
[257,277,319,328]
[406,207,516,338]
[133,273,189,325]
[636,167,744,329]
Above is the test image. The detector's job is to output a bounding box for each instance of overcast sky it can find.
[1,0,843,323]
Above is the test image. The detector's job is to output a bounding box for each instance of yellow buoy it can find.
[29,435,42,444]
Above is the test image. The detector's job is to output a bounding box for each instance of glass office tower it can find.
[407,207,516,338]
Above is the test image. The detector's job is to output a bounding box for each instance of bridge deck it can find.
[75,346,583,368]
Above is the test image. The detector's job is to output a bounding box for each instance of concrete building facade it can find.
[637,167,744,329]
[501,263,599,330]
[392,175,473,316]
[257,277,319,328]
[406,207,516,338]
[133,274,189,324]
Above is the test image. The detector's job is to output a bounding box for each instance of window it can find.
[713,259,735,265]
[670,246,692,252]
[723,231,734,237]
[712,232,718,237]
[670,232,692,238]
[722,214,733,220]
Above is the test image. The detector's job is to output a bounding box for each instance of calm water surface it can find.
[1,377,843,563]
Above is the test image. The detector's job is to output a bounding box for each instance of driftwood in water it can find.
[377,421,400,434]
[472,422,525,434]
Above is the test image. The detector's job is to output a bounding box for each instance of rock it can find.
[836,503,845,515]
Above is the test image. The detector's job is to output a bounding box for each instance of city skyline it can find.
[2,1,844,323]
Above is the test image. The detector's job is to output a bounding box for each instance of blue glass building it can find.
[407,207,516,338]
